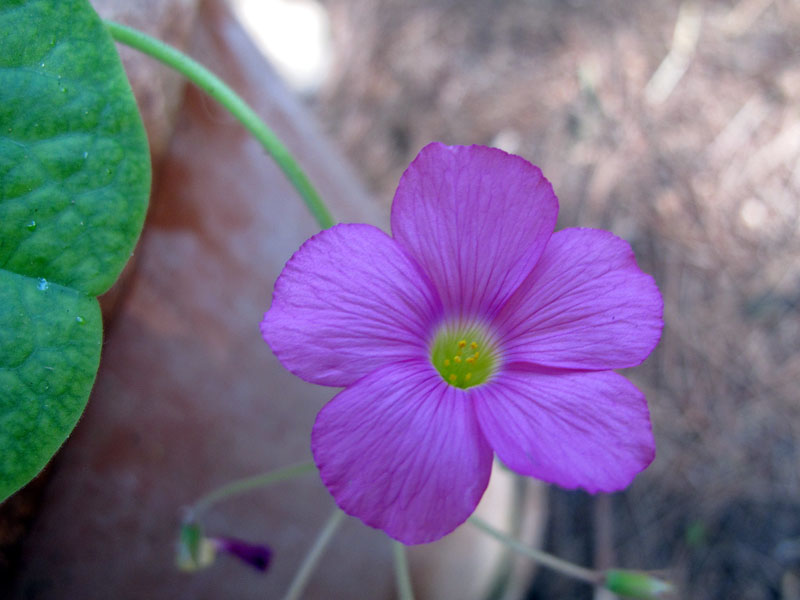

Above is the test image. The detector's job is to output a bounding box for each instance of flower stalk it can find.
[103,20,336,230]
[469,515,602,585]
[190,461,316,518]
[470,516,674,598]
[282,508,346,600]
[392,541,415,600]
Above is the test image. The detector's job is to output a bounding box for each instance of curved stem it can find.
[392,541,415,600]
[190,461,316,518]
[104,20,336,231]
[282,508,346,600]
[469,516,602,586]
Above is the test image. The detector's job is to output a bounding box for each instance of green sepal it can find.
[604,569,674,599]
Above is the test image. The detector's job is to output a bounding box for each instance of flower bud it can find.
[211,537,272,572]
[604,569,673,599]
[176,521,272,573]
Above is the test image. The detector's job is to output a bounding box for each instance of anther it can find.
[431,326,496,390]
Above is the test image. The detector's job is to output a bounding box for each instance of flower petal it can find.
[473,369,655,492]
[391,143,558,321]
[261,224,441,387]
[312,361,493,544]
[495,228,663,370]
[213,537,272,572]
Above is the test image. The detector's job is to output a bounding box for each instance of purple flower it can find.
[261,143,663,545]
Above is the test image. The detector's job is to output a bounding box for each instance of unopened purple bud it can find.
[212,537,272,572]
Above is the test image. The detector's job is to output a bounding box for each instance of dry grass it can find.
[314,0,800,597]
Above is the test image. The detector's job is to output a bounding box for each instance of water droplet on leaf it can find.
[26,220,36,231]
[37,278,49,291]
[75,316,85,324]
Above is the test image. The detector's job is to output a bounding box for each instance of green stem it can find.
[392,541,415,600]
[482,473,527,600]
[469,516,602,586]
[283,508,346,600]
[103,20,336,231]
[191,461,316,518]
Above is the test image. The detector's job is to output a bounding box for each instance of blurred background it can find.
[236,0,800,597]
[2,0,799,598]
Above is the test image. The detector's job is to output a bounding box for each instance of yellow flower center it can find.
[430,325,498,389]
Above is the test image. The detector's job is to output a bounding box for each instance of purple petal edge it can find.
[473,369,655,493]
[391,143,558,321]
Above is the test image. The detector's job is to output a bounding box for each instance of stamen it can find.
[430,325,498,390]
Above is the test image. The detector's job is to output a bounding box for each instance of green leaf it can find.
[0,272,102,497]
[0,0,150,502]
